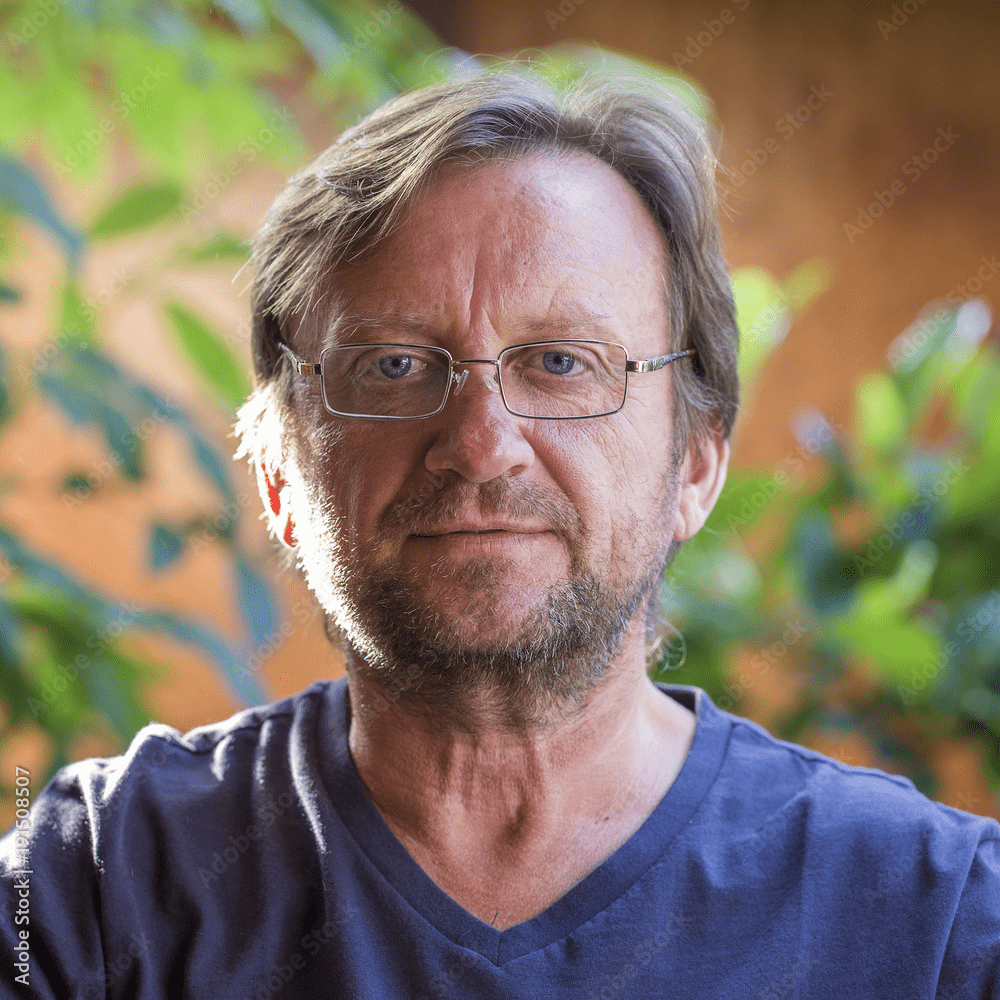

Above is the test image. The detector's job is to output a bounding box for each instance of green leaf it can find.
[59,281,97,344]
[89,182,182,238]
[783,258,831,313]
[732,267,789,388]
[37,373,104,425]
[707,469,792,538]
[180,232,249,263]
[131,609,266,705]
[272,0,347,68]
[852,539,937,622]
[164,302,250,409]
[855,372,908,457]
[791,513,854,618]
[82,654,152,744]
[830,616,941,687]
[99,406,144,480]
[0,155,84,267]
[214,0,268,34]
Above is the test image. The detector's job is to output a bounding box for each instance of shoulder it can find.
[2,678,344,862]
[683,687,999,875]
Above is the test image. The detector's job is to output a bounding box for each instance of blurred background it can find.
[1,0,998,830]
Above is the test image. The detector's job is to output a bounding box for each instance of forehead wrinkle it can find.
[319,155,671,355]
[322,312,445,347]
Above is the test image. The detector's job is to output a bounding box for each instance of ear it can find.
[255,458,297,549]
[673,429,730,543]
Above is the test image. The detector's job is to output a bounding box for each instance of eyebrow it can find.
[323,309,618,346]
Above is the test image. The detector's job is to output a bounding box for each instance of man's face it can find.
[275,153,705,715]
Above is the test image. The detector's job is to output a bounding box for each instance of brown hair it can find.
[243,71,739,447]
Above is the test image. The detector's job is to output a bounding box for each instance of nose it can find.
[423,363,535,484]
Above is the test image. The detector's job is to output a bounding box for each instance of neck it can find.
[344,618,696,927]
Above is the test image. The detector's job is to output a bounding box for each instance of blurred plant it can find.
[660,291,1000,801]
[0,155,272,785]
[0,0,455,808]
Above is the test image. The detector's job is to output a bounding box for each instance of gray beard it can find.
[340,566,654,728]
[321,473,680,729]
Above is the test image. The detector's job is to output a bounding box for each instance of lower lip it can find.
[408,531,551,550]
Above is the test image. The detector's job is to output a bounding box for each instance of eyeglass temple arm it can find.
[278,341,322,376]
[625,348,697,373]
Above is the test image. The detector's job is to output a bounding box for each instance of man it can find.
[2,73,998,998]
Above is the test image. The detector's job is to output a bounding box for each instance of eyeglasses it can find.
[278,339,697,421]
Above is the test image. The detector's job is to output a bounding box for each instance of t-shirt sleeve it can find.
[1,764,110,999]
[936,835,1000,999]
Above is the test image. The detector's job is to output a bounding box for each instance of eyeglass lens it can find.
[320,341,630,419]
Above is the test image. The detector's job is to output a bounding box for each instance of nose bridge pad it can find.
[451,363,501,396]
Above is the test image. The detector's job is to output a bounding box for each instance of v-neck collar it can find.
[317,679,732,966]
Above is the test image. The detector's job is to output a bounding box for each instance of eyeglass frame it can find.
[277,338,698,421]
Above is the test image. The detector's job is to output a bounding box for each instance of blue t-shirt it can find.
[2,679,998,998]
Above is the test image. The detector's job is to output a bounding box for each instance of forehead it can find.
[315,153,669,346]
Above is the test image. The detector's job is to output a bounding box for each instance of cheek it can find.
[530,420,636,528]
[557,412,675,537]
[319,424,428,531]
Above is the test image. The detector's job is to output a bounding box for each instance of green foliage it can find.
[0,155,83,266]
[660,293,1000,798]
[0,0,456,801]
[180,232,249,263]
[89,182,183,238]
[164,302,251,408]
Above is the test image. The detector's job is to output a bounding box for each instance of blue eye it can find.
[542,351,578,375]
[378,355,413,378]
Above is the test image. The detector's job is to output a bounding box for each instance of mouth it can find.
[410,529,548,540]
[410,522,551,538]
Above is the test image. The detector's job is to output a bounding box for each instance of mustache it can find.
[378,475,583,541]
